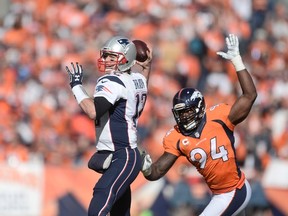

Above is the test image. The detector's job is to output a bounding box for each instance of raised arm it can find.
[217,34,257,125]
[141,151,178,181]
[136,47,153,85]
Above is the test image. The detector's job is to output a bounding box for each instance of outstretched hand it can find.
[216,34,240,60]
[66,62,84,88]
[217,34,246,71]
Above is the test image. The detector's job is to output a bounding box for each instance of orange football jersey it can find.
[163,103,245,194]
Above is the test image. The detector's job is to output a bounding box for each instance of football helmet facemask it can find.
[172,88,206,135]
[98,36,137,73]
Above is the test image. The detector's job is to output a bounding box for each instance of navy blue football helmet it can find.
[172,88,206,135]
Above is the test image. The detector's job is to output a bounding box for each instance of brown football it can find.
[133,40,149,62]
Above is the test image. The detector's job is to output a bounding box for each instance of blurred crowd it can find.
[1,0,288,215]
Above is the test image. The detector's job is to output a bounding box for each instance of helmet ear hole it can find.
[120,57,127,64]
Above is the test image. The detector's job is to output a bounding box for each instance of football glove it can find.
[66,62,84,88]
[141,151,152,177]
[216,34,245,71]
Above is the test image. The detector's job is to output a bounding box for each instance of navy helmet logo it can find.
[117,38,130,49]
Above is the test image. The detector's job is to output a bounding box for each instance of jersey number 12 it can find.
[132,92,147,127]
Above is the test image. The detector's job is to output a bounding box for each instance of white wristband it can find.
[72,85,90,104]
[231,55,246,72]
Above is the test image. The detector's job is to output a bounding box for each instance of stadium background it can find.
[0,0,288,215]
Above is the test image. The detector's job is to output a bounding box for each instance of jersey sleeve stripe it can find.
[212,119,233,134]
[176,139,184,155]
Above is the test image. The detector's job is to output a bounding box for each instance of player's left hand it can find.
[66,62,84,88]
[216,34,240,60]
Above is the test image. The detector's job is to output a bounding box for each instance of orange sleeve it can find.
[222,104,235,131]
[162,128,182,157]
[210,103,235,131]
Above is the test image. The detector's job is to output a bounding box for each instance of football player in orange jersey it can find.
[141,34,257,216]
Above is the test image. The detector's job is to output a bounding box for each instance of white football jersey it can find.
[93,72,148,151]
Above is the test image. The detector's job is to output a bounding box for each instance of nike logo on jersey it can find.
[195,138,207,146]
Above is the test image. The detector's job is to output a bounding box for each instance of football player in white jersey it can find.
[66,36,152,216]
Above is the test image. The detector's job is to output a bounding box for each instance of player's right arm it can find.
[217,34,257,125]
[136,47,153,85]
[142,151,178,181]
[142,128,180,180]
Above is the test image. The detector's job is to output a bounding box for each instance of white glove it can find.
[103,153,113,169]
[216,34,245,71]
[141,151,152,176]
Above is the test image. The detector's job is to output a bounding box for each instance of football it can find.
[133,40,149,62]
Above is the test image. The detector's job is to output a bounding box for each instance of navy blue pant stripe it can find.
[222,183,247,216]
